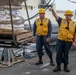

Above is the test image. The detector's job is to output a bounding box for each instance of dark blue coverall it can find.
[33,19,52,57]
[56,17,76,66]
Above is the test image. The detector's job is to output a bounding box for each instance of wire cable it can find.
[68,0,76,3]
[24,0,55,21]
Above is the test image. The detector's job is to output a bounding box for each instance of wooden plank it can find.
[17,36,34,44]
[16,31,33,41]
[0,28,34,46]
[0,28,30,35]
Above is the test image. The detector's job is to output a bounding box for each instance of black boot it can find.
[35,56,43,65]
[64,65,70,72]
[53,65,61,72]
[49,55,55,66]
[50,61,55,66]
[35,61,43,65]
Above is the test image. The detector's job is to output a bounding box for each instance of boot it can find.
[64,65,70,72]
[49,55,55,66]
[35,56,43,65]
[53,65,61,72]
[35,61,43,65]
[50,61,55,66]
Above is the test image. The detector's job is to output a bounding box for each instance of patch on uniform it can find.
[63,20,66,24]
[43,19,47,22]
[37,19,40,22]
[71,22,74,26]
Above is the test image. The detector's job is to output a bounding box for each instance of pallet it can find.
[0,29,34,47]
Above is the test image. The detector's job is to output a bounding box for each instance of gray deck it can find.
[0,47,76,75]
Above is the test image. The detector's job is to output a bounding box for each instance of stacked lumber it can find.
[0,28,34,47]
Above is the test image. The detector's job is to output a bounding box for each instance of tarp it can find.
[0,0,24,6]
[0,0,25,45]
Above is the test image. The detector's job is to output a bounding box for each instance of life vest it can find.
[36,18,49,36]
[58,18,76,42]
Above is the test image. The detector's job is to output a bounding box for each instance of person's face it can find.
[39,13,45,19]
[65,15,72,20]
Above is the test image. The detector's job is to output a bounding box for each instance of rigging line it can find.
[24,0,51,21]
[68,0,76,3]
[24,0,55,21]
[45,0,55,10]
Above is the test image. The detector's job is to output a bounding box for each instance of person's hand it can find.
[32,37,36,43]
[72,42,76,47]
[46,37,50,42]
[49,8,53,11]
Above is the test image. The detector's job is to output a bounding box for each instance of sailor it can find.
[49,8,76,72]
[33,8,55,66]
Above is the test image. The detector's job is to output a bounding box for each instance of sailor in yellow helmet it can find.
[33,8,55,66]
[49,8,76,72]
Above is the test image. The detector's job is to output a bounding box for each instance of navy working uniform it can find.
[55,17,76,71]
[33,17,55,66]
[49,7,76,72]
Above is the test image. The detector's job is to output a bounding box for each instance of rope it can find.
[24,0,55,21]
[68,0,76,3]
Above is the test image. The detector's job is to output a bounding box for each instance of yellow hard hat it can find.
[39,8,45,14]
[64,10,73,16]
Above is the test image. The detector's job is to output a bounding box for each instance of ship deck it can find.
[0,47,76,75]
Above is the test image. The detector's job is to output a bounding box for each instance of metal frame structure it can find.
[0,0,33,67]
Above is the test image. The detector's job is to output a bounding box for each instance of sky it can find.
[52,0,76,11]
